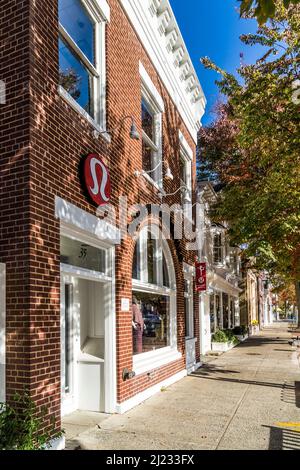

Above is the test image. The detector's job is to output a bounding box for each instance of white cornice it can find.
[119,0,206,144]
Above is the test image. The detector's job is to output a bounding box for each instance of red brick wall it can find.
[0,0,201,432]
[0,0,32,405]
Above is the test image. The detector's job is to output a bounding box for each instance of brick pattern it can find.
[0,0,201,433]
[0,0,32,402]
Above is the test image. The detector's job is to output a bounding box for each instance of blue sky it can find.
[170,0,266,125]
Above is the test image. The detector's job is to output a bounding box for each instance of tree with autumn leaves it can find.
[198,1,300,320]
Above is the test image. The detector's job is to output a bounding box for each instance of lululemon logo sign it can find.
[83,153,111,206]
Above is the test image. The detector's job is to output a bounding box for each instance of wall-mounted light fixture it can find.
[161,184,191,203]
[134,161,174,182]
[93,116,140,143]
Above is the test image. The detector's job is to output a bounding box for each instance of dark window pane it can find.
[64,284,73,394]
[132,240,141,280]
[59,37,94,117]
[223,293,229,329]
[59,0,95,64]
[132,291,170,355]
[142,140,153,174]
[147,233,157,285]
[180,156,186,184]
[162,252,170,288]
[185,297,190,337]
[210,294,215,333]
[216,293,221,327]
[60,236,106,273]
[141,99,154,141]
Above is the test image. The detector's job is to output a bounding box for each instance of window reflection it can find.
[60,235,106,273]
[132,292,170,355]
[147,232,157,285]
[59,0,95,64]
[141,99,154,141]
[59,37,94,117]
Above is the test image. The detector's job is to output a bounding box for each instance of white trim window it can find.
[184,268,194,339]
[58,0,109,128]
[132,225,179,371]
[179,131,193,220]
[140,63,164,189]
[213,230,225,265]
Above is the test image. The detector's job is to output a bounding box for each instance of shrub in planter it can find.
[224,329,235,340]
[0,392,63,450]
[233,325,248,336]
[212,330,228,343]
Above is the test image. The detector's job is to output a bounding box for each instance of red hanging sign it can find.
[82,153,111,206]
[196,262,207,292]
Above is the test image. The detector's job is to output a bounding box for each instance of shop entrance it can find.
[60,232,116,417]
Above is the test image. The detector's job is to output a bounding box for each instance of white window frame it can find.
[184,265,194,339]
[140,62,164,189]
[212,230,225,266]
[132,225,180,375]
[179,131,193,221]
[58,0,110,132]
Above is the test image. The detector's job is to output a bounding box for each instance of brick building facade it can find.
[0,0,206,446]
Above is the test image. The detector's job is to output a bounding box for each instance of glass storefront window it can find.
[223,293,229,329]
[60,236,106,273]
[132,226,176,357]
[132,291,170,355]
[147,233,157,285]
[230,298,235,328]
[132,238,141,280]
[210,294,215,333]
[216,293,221,328]
[162,252,170,288]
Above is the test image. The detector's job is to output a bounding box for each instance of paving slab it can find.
[63,323,300,450]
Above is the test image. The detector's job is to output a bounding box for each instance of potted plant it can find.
[250,319,259,335]
[232,325,249,342]
[211,329,239,352]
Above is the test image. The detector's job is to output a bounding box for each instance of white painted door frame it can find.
[60,253,116,416]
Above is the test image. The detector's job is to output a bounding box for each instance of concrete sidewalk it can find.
[64,323,300,450]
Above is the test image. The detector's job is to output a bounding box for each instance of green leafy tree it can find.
[199,2,300,320]
[240,0,300,24]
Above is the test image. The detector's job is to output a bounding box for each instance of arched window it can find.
[132,225,176,358]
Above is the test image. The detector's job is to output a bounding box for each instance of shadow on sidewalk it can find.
[192,371,300,408]
[265,425,300,450]
[281,382,300,409]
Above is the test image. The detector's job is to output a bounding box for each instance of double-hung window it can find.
[179,132,193,219]
[213,232,224,265]
[58,0,109,127]
[140,62,164,189]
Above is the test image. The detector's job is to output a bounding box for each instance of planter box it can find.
[236,333,248,342]
[250,326,259,336]
[211,341,235,352]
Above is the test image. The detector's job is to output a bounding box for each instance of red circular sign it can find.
[83,154,111,206]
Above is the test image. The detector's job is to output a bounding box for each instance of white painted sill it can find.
[133,347,182,376]
[58,86,111,144]
[142,172,164,194]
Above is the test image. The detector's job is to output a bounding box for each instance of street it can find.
[64,323,300,450]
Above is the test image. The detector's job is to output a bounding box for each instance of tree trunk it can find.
[295,280,300,328]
